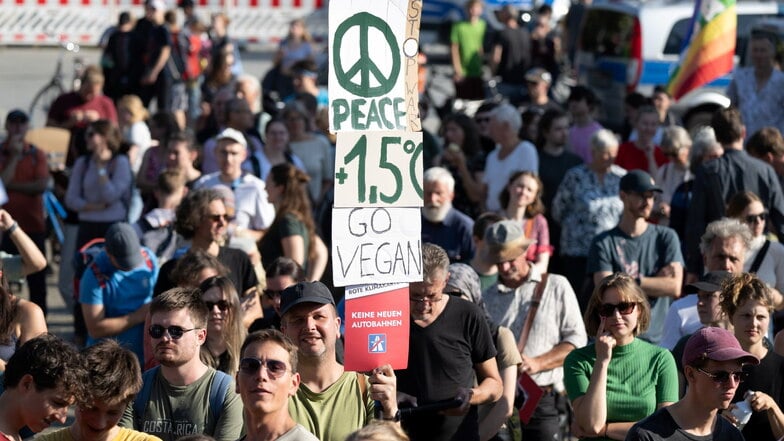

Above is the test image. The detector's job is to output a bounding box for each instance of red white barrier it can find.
[0,0,327,46]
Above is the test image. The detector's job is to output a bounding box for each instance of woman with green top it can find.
[565,273,678,440]
[259,163,327,282]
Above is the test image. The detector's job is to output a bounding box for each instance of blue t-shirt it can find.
[79,248,159,361]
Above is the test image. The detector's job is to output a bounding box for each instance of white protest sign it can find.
[329,0,421,132]
[334,131,423,207]
[332,207,423,286]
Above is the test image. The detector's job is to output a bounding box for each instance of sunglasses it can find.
[409,295,444,304]
[597,302,637,318]
[205,300,230,311]
[209,214,229,223]
[475,117,491,123]
[263,289,284,298]
[148,324,198,339]
[745,212,767,224]
[697,368,748,385]
[239,357,289,379]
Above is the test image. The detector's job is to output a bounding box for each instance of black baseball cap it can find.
[279,281,335,317]
[620,170,662,194]
[686,271,732,294]
[6,109,29,124]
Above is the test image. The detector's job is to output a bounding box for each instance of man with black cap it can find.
[80,222,159,361]
[588,169,684,345]
[0,109,49,314]
[483,220,586,441]
[627,327,757,441]
[670,272,733,388]
[279,281,398,441]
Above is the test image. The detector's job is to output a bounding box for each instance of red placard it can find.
[344,283,410,371]
[517,372,545,424]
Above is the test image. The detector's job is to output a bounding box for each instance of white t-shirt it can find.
[483,140,539,212]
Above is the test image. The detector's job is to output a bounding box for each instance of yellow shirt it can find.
[36,427,162,441]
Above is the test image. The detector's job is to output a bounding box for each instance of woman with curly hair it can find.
[499,170,552,273]
[259,163,327,281]
[65,119,133,248]
[565,273,678,440]
[199,275,246,374]
[436,112,486,218]
[721,272,784,440]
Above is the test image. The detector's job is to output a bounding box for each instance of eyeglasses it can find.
[85,130,100,138]
[263,289,284,298]
[209,214,229,223]
[409,295,445,304]
[597,302,637,318]
[149,324,199,339]
[205,300,230,311]
[745,212,767,224]
[239,357,290,379]
[697,368,748,385]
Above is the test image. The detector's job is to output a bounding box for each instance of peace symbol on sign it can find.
[332,12,401,98]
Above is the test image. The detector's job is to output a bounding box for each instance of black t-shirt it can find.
[154,247,258,296]
[627,406,744,441]
[494,26,531,84]
[538,149,584,213]
[735,348,784,441]
[396,297,497,441]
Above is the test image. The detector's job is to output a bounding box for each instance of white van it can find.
[575,0,783,129]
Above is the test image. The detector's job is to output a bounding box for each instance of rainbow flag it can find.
[667,0,737,100]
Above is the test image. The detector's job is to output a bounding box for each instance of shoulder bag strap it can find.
[749,240,771,274]
[517,273,549,355]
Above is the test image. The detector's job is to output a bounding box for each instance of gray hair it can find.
[661,126,691,153]
[591,129,619,152]
[699,218,753,256]
[423,167,455,193]
[421,243,450,284]
[690,126,721,164]
[236,74,262,113]
[492,103,522,134]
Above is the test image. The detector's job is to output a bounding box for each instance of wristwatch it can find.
[381,409,401,422]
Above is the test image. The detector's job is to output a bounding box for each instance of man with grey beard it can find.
[421,167,475,264]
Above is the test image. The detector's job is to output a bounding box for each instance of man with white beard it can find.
[421,167,475,263]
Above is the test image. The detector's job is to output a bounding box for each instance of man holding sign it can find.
[280,281,399,441]
[396,243,503,441]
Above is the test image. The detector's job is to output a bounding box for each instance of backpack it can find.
[72,238,155,298]
[137,217,181,265]
[132,366,233,430]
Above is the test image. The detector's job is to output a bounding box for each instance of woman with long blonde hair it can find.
[199,275,246,374]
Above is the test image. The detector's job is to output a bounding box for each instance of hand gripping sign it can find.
[329,0,422,132]
[343,282,410,371]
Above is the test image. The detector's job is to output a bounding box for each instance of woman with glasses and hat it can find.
[720,273,784,440]
[564,273,678,440]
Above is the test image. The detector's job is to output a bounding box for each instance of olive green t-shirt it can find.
[120,368,243,441]
[289,372,374,441]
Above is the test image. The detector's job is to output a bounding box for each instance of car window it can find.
[579,9,636,57]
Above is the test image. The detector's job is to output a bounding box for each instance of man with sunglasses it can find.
[627,327,758,441]
[249,257,305,332]
[120,287,243,441]
[588,169,684,345]
[483,220,586,441]
[80,222,158,362]
[279,281,398,441]
[236,329,318,441]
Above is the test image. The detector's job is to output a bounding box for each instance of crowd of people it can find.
[2,0,784,440]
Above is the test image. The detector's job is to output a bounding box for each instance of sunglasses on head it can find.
[239,357,289,379]
[205,300,230,311]
[745,212,767,224]
[597,302,637,318]
[148,324,198,339]
[697,368,748,385]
